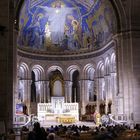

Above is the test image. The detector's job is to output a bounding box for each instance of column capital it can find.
[96,77,104,80]
[64,81,72,87]
[110,72,117,76]
[104,74,111,78]
[43,80,49,86]
[27,80,32,84]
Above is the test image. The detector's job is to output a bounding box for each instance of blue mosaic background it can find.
[18,0,117,52]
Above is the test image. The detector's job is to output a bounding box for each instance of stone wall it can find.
[0,0,15,130]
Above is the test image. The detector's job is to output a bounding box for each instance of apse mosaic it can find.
[18,0,117,52]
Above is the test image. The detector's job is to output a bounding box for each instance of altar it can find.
[57,115,75,123]
[38,97,79,123]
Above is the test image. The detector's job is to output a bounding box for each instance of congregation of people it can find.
[6,121,140,140]
[7,122,140,140]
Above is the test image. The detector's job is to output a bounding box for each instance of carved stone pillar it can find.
[42,81,46,103]
[64,81,67,102]
[104,75,110,100]
[98,77,105,101]
[87,80,94,102]
[46,81,51,103]
[27,80,32,114]
[38,81,45,103]
[79,80,86,115]
[104,75,111,114]
[23,80,28,103]
[35,81,41,103]
[96,77,105,114]
[67,81,72,103]
[110,72,117,114]
[64,81,71,102]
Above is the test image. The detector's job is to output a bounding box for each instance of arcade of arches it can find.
[16,0,119,124]
[0,0,140,130]
[17,50,116,117]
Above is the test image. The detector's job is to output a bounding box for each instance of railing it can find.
[13,114,38,129]
[109,114,127,125]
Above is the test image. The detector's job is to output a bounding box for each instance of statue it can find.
[94,110,101,126]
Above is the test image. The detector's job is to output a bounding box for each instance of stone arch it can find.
[83,63,96,102]
[66,65,80,103]
[47,66,64,97]
[17,62,29,102]
[30,65,44,102]
[15,0,24,29]
[47,65,64,77]
[83,63,95,80]
[14,0,128,121]
[96,60,105,78]
[96,60,106,104]
[18,62,29,79]
[109,0,128,32]
[66,65,80,81]
[32,65,44,81]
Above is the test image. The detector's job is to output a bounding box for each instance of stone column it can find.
[27,80,32,114]
[42,81,46,103]
[88,80,94,102]
[38,81,45,103]
[64,81,67,102]
[67,81,72,103]
[23,80,28,103]
[96,77,104,112]
[79,80,86,115]
[114,33,134,124]
[104,75,110,99]
[104,75,111,114]
[46,81,51,103]
[35,81,40,103]
[110,72,117,114]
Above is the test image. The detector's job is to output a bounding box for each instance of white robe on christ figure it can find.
[39,6,74,44]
